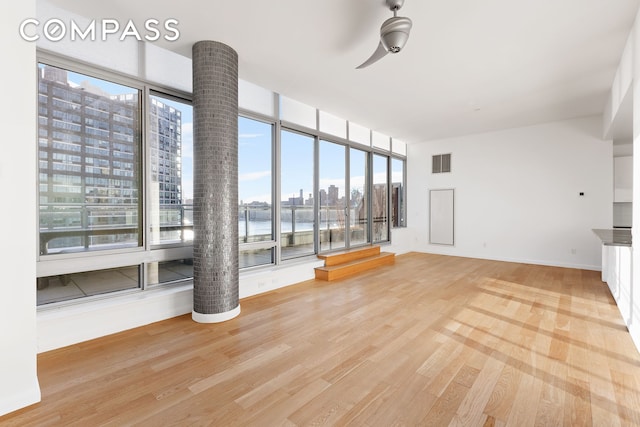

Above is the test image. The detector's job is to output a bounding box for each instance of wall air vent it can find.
[432,153,451,173]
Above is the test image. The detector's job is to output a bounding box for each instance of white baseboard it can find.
[417,249,601,271]
[192,305,241,323]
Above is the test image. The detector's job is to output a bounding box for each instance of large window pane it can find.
[350,148,369,246]
[149,94,193,246]
[281,130,315,259]
[373,154,389,242]
[37,265,140,305]
[392,158,406,228]
[319,140,346,252]
[239,117,273,245]
[38,63,141,255]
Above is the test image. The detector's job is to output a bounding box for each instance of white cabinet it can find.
[603,244,632,325]
[614,156,633,202]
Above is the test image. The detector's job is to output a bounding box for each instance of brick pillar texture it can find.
[192,41,240,322]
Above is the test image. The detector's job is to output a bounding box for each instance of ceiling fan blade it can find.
[356,41,388,69]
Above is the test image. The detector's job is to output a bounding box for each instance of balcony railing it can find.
[39,202,193,254]
[39,202,386,255]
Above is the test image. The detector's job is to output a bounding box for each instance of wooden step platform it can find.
[315,245,395,281]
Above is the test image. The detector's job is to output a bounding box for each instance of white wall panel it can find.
[0,0,41,416]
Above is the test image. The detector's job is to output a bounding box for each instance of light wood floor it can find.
[4,252,640,426]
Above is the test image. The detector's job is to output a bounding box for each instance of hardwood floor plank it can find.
[563,376,592,427]
[449,356,504,426]
[610,369,640,425]
[3,253,640,426]
[420,366,477,426]
[505,370,543,427]
[533,356,566,427]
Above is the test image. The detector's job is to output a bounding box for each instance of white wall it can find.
[387,227,413,255]
[407,116,612,270]
[0,0,41,416]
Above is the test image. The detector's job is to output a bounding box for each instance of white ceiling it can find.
[47,0,639,144]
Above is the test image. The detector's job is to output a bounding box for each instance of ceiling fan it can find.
[356,0,413,69]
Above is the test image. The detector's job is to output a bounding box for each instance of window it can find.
[146,93,194,286]
[148,93,193,248]
[319,140,347,251]
[392,158,406,228]
[373,154,389,242]
[36,55,410,306]
[239,116,275,268]
[36,60,194,304]
[37,265,140,305]
[350,148,369,245]
[280,130,315,259]
[38,63,142,256]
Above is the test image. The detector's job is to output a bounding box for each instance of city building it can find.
[37,65,184,255]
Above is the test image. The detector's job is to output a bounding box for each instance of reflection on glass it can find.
[319,140,346,252]
[239,117,273,244]
[350,148,369,246]
[240,248,274,268]
[38,63,141,255]
[37,265,140,305]
[149,94,193,246]
[373,154,389,242]
[146,260,193,286]
[392,158,405,228]
[281,130,315,259]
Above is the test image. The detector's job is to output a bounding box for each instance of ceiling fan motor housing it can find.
[380,16,412,53]
[355,0,413,68]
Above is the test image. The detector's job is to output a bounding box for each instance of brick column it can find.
[192,41,240,323]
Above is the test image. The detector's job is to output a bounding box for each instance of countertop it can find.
[592,228,632,247]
